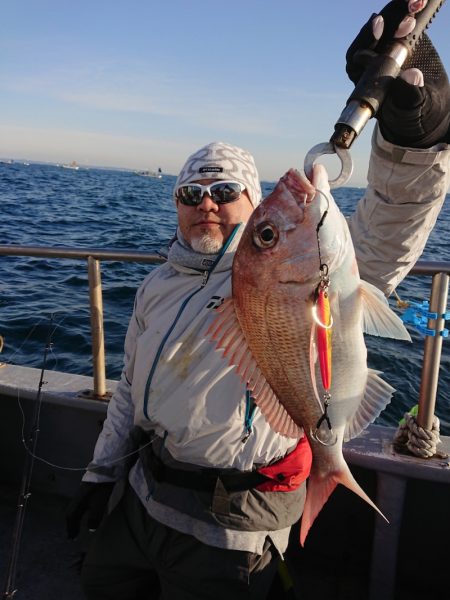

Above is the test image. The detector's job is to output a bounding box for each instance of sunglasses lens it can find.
[176,185,203,206]
[210,182,243,204]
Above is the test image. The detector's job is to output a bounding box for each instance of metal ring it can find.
[310,426,338,447]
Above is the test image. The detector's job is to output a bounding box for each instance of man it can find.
[67,2,450,598]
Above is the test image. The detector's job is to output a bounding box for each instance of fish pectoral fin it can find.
[207,298,301,439]
[251,383,301,439]
[360,280,411,341]
[344,369,395,441]
[300,461,388,546]
[207,297,250,367]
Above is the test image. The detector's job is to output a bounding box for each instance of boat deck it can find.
[1,365,450,599]
[2,473,448,600]
[0,485,84,600]
[0,483,294,599]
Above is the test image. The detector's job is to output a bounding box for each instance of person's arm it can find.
[82,293,144,483]
[66,289,145,539]
[345,0,450,295]
[349,127,450,296]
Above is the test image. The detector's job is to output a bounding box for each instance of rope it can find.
[393,412,441,458]
[392,288,410,309]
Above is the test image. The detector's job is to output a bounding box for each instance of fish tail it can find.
[299,463,388,546]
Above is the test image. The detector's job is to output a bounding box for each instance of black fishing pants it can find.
[80,485,279,600]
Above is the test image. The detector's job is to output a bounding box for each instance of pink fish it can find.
[209,165,410,544]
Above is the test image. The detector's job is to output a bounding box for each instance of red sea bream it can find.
[209,165,411,544]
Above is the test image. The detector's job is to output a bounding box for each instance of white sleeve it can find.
[82,292,145,483]
[348,125,450,296]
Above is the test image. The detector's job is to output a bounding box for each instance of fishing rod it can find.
[2,319,54,600]
[304,0,447,187]
[1,314,156,598]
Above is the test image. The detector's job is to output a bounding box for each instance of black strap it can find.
[140,444,269,493]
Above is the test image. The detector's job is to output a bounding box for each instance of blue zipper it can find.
[241,390,257,443]
[143,225,241,419]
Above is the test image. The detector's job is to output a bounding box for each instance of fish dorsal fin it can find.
[360,280,411,341]
[207,298,301,439]
[344,368,396,442]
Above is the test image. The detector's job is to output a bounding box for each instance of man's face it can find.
[176,179,254,253]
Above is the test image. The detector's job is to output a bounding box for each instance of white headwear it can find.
[174,141,262,208]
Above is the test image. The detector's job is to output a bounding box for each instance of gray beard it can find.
[189,233,223,254]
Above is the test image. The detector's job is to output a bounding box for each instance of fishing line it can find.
[3,305,86,366]
[15,379,155,472]
[11,312,153,472]
[313,188,330,272]
[3,316,46,365]
[16,386,155,471]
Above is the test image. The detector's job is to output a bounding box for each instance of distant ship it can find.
[62,161,80,170]
[0,159,14,165]
[134,167,162,178]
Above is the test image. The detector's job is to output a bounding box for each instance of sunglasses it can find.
[175,181,246,206]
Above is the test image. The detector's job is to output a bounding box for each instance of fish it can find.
[208,165,411,545]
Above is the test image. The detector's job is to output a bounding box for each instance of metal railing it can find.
[0,245,165,398]
[0,245,448,428]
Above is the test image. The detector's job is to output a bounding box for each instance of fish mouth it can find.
[280,169,316,207]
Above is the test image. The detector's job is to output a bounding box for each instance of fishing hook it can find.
[311,398,338,446]
[304,142,353,189]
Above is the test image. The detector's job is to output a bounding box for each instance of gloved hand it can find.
[66,481,115,540]
[346,0,450,148]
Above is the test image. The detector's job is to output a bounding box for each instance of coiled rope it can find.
[394,411,441,458]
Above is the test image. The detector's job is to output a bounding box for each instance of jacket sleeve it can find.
[82,288,146,483]
[348,125,450,296]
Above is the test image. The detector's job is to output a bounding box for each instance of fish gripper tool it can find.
[304,0,446,188]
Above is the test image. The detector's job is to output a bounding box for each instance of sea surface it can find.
[0,161,449,434]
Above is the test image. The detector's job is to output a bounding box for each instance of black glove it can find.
[346,0,450,148]
[66,481,115,540]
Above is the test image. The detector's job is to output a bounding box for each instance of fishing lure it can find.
[311,271,336,446]
[313,281,332,391]
[311,191,337,446]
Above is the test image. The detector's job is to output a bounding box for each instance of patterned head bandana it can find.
[174,142,262,208]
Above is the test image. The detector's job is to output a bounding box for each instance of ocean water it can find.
[0,161,449,434]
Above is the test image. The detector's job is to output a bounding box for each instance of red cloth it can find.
[255,436,312,492]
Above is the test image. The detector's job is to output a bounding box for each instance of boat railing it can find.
[0,245,448,429]
[0,245,164,399]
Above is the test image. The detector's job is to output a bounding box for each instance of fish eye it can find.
[253,222,279,248]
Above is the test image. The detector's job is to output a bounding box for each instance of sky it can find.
[1,0,449,186]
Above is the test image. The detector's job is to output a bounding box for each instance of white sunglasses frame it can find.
[175,180,246,205]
